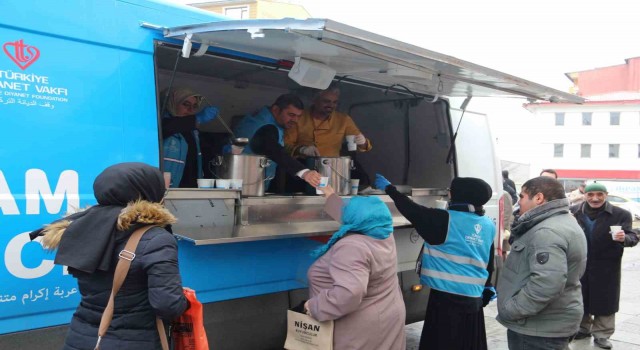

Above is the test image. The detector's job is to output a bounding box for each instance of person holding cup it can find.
[570,182,638,349]
[374,174,497,350]
[284,84,373,191]
[284,84,372,158]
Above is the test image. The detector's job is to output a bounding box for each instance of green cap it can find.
[584,182,607,193]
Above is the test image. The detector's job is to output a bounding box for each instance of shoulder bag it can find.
[94,225,169,350]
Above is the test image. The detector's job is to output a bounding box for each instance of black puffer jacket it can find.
[43,201,188,350]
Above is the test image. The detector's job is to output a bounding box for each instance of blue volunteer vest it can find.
[421,210,496,297]
[233,106,283,188]
[163,121,202,188]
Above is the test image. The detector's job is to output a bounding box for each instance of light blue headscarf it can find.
[311,196,394,258]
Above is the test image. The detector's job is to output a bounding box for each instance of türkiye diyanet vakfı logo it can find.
[1,39,69,109]
[3,39,40,70]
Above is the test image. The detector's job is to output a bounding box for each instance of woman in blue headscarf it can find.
[304,186,406,350]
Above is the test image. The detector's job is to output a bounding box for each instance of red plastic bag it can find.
[172,288,209,350]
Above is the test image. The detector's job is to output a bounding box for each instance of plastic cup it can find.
[346,135,357,151]
[163,172,171,188]
[231,178,243,190]
[197,178,213,188]
[350,179,360,195]
[316,176,329,195]
[216,179,230,189]
[435,200,448,210]
[610,225,622,239]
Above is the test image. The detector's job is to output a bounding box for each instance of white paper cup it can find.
[197,178,213,188]
[231,178,243,190]
[163,172,172,188]
[346,135,357,151]
[216,179,230,189]
[350,179,360,195]
[435,200,448,210]
[610,225,622,239]
[316,176,329,194]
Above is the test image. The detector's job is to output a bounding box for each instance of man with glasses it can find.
[284,84,372,158]
[284,84,373,191]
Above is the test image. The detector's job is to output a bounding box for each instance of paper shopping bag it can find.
[284,309,333,350]
[171,288,209,350]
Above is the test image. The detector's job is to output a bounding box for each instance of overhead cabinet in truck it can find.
[0,1,583,349]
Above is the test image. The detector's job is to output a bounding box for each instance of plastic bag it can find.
[171,288,209,350]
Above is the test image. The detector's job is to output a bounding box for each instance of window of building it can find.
[610,112,620,125]
[581,144,591,158]
[609,144,619,158]
[554,143,564,158]
[582,112,592,126]
[555,112,565,126]
[224,6,249,19]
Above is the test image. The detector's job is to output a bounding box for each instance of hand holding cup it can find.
[610,225,624,242]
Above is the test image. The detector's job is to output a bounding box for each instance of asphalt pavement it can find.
[406,228,640,350]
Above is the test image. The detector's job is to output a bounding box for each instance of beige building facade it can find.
[190,0,310,19]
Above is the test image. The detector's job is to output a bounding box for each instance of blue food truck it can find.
[0,0,583,348]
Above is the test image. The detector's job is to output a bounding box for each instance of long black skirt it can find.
[419,289,488,350]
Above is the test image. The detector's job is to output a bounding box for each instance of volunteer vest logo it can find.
[3,39,40,70]
[465,223,485,247]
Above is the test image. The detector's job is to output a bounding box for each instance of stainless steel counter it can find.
[164,188,447,245]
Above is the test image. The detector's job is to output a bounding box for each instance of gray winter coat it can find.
[496,198,587,337]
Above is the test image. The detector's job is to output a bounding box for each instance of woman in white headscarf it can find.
[161,87,219,188]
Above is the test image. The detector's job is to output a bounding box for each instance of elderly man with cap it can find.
[375,174,496,350]
[496,176,587,350]
[570,182,638,349]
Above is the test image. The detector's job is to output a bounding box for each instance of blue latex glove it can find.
[196,106,219,124]
[374,174,392,190]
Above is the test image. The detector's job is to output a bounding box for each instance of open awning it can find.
[164,18,583,104]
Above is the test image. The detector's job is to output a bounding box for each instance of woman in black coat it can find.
[33,163,188,350]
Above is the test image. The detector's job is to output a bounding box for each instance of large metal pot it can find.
[212,154,271,196]
[306,156,353,195]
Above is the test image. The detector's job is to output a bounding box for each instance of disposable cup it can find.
[435,200,448,210]
[163,172,172,188]
[231,178,243,190]
[316,176,329,195]
[350,179,360,195]
[346,135,357,151]
[610,225,622,239]
[197,178,214,188]
[216,179,231,189]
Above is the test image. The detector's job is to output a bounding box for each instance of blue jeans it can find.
[507,329,570,350]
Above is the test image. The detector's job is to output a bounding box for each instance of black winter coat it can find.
[571,202,638,315]
[63,226,188,350]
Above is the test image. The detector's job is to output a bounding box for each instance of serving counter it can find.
[164,188,448,245]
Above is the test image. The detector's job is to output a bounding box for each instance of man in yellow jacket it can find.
[284,84,372,157]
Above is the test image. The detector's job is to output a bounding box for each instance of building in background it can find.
[189,0,310,19]
[525,57,640,201]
